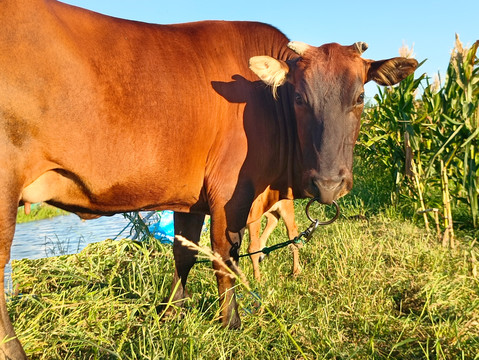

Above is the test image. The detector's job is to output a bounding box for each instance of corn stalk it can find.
[441,160,455,247]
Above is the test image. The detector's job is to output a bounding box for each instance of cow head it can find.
[249,42,418,203]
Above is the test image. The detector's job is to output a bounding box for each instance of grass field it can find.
[8,190,479,359]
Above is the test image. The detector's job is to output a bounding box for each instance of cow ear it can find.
[249,56,289,97]
[367,57,418,85]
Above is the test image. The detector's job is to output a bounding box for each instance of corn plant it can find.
[422,36,479,226]
[358,62,425,204]
[358,35,479,231]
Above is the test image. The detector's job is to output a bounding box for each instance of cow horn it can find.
[353,41,368,55]
[287,41,311,56]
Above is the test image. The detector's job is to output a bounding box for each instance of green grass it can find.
[16,203,69,224]
[8,203,479,359]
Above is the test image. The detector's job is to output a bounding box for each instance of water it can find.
[6,213,133,287]
[12,214,132,260]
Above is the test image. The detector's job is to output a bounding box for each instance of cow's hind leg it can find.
[248,211,280,281]
[279,200,301,276]
[0,183,27,359]
[247,218,262,281]
[164,212,205,317]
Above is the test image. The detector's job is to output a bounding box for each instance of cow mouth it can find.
[312,181,340,204]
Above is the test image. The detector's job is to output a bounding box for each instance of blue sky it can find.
[63,0,478,100]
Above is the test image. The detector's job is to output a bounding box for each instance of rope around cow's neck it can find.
[197,198,340,263]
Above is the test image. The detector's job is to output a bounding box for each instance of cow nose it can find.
[312,174,345,204]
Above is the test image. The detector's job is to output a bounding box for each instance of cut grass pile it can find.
[8,204,479,360]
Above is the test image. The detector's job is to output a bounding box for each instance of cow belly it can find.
[20,170,203,215]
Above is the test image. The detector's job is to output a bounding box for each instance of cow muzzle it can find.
[310,172,351,204]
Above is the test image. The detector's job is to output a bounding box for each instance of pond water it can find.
[6,213,134,288]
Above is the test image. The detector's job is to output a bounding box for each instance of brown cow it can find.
[0,1,417,357]
[247,196,299,281]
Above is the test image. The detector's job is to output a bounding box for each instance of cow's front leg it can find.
[165,212,205,313]
[0,185,27,359]
[210,215,244,329]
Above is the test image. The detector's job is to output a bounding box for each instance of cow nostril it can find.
[311,178,320,196]
[312,174,346,195]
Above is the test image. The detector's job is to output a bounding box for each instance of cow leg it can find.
[248,211,280,281]
[0,185,27,359]
[279,200,301,276]
[209,215,244,329]
[166,212,205,312]
[247,218,262,282]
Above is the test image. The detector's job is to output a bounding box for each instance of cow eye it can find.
[294,93,303,105]
[356,92,365,105]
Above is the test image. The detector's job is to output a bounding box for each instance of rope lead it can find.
[197,199,340,263]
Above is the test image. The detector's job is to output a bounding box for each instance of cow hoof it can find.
[225,317,242,330]
[291,267,302,277]
[156,303,186,322]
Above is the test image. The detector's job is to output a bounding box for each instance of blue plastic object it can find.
[148,210,174,244]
